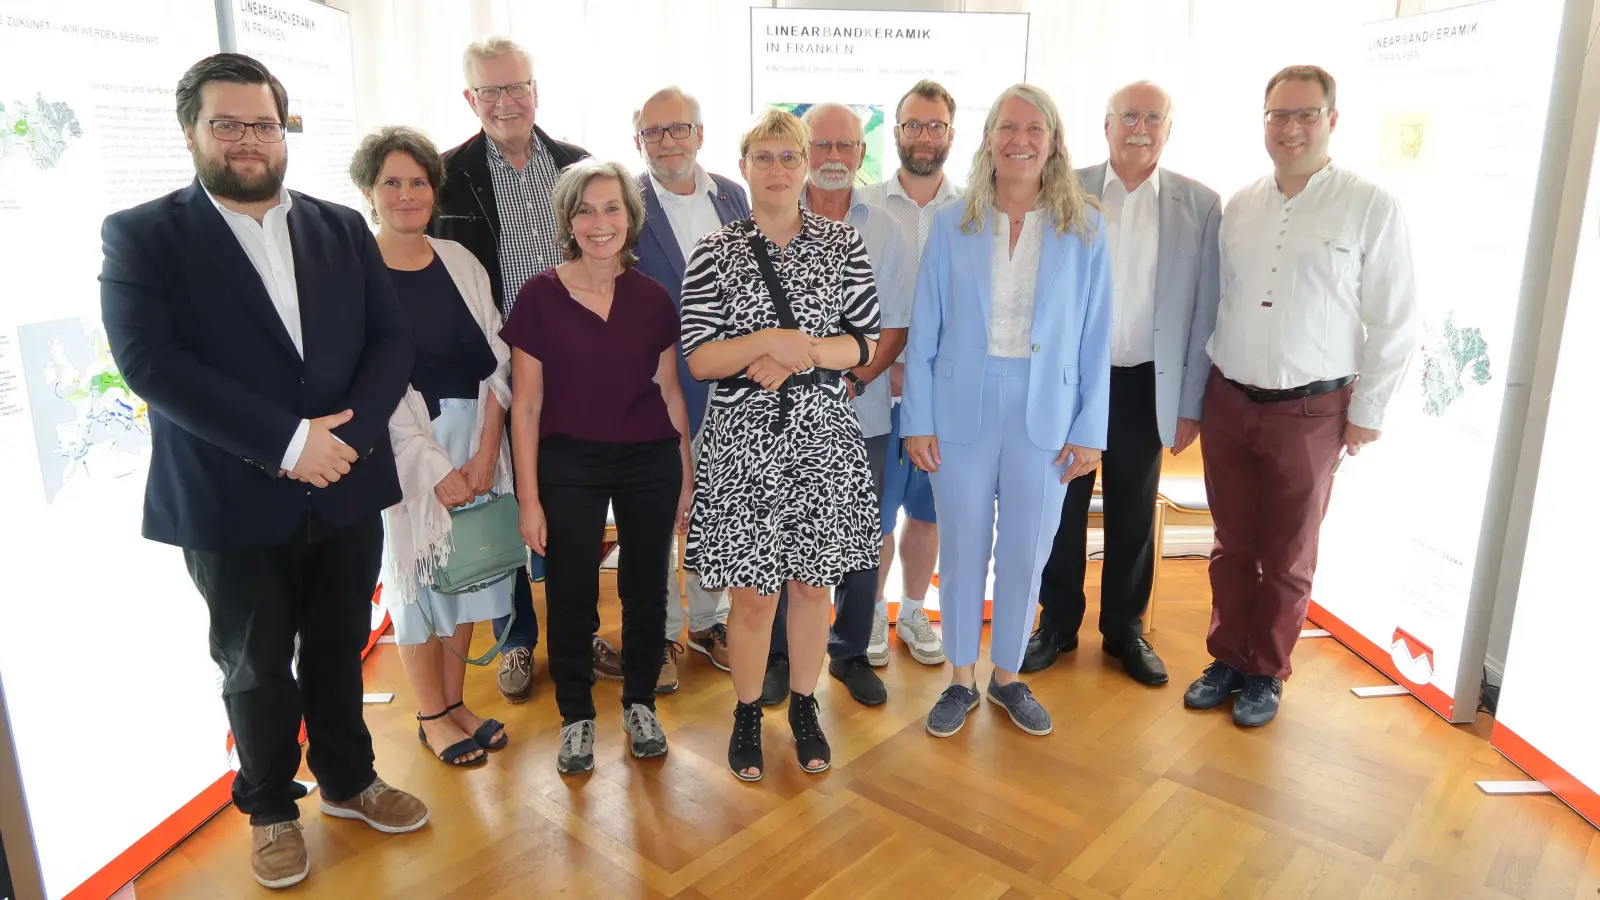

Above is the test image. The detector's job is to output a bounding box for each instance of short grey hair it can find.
[462,36,533,87]
[348,125,446,222]
[800,102,864,142]
[552,159,647,266]
[631,85,703,133]
[1105,80,1174,118]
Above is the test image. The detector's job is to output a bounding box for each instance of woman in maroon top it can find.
[501,160,693,775]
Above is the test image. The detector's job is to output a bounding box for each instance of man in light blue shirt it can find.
[765,102,913,708]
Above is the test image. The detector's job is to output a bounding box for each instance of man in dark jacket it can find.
[427,36,609,705]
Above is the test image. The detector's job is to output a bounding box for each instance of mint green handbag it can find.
[431,492,525,595]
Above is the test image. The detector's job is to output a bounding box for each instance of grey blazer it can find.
[1076,164,1222,447]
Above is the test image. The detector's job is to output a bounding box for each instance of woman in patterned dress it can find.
[679,109,882,781]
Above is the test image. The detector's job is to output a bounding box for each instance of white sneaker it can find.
[897,609,945,665]
[866,612,890,667]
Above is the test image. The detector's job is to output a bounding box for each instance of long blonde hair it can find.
[961,83,1100,242]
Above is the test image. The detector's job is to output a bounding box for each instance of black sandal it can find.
[417,709,486,767]
[728,701,765,782]
[446,700,508,751]
[788,692,830,774]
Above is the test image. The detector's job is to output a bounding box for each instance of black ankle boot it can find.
[787,692,830,774]
[728,701,764,782]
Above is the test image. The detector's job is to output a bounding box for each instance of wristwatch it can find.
[844,372,868,395]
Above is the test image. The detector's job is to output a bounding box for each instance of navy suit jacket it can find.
[634,171,749,440]
[99,181,414,551]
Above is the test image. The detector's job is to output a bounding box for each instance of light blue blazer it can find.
[901,200,1113,452]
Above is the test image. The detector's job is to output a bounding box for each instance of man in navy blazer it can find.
[1025,81,1222,686]
[630,86,749,688]
[99,55,422,890]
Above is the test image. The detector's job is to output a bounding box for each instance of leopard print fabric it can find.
[679,211,882,595]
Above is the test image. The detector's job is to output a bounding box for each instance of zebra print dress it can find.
[679,212,883,595]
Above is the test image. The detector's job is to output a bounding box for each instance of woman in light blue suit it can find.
[902,84,1112,738]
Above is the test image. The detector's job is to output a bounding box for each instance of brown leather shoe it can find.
[593,635,623,681]
[688,623,731,672]
[498,647,535,704]
[319,777,429,834]
[656,640,683,693]
[251,821,308,889]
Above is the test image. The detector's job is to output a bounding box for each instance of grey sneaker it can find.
[925,684,981,738]
[866,613,890,667]
[896,609,945,665]
[557,720,596,774]
[985,675,1053,736]
[622,704,668,758]
[1231,675,1283,728]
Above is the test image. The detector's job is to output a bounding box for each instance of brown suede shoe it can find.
[688,623,731,672]
[319,777,429,834]
[251,821,308,889]
[657,640,683,693]
[498,647,535,704]
[593,635,623,681]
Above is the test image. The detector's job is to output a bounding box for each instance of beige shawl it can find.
[381,237,515,606]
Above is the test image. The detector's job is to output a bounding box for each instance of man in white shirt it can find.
[855,79,959,674]
[1184,65,1420,727]
[1025,81,1221,688]
[630,85,751,692]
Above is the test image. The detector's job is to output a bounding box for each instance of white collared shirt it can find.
[650,165,724,263]
[203,184,313,470]
[989,210,1044,358]
[1101,163,1160,367]
[1208,162,1420,429]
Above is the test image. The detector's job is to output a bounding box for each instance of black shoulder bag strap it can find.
[743,220,801,434]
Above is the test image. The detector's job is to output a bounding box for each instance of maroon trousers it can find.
[1200,367,1351,680]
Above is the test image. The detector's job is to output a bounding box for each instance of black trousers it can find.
[1039,363,1165,645]
[771,434,888,661]
[183,513,383,825]
[539,435,680,723]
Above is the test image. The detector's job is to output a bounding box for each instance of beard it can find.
[897,140,949,177]
[811,163,853,191]
[195,149,287,203]
[647,152,696,185]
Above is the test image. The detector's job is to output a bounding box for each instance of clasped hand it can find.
[282,410,358,488]
[746,328,822,391]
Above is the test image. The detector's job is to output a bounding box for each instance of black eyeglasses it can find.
[1116,111,1166,128]
[747,150,805,170]
[204,119,286,143]
[1265,107,1329,126]
[810,139,861,156]
[639,122,695,143]
[896,120,950,138]
[472,81,532,104]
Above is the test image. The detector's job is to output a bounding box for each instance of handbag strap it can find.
[413,579,517,667]
[744,220,800,329]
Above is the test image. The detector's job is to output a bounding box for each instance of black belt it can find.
[1224,373,1355,403]
[718,369,842,433]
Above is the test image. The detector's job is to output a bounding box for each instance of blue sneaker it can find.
[985,675,1053,736]
[925,684,981,738]
[1231,675,1283,727]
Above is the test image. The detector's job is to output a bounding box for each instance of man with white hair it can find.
[765,102,914,708]
[429,36,615,705]
[630,85,750,691]
[1024,80,1222,687]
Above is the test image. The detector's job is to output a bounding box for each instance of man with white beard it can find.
[1024,81,1222,687]
[764,102,914,708]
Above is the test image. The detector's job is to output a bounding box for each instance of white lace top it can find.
[988,209,1044,358]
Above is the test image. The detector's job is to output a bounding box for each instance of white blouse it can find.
[988,209,1044,358]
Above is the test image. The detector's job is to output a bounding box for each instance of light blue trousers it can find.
[930,356,1071,671]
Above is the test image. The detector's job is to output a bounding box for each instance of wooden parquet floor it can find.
[135,561,1600,899]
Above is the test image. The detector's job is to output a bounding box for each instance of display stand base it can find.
[1350,685,1412,698]
[1476,780,1553,796]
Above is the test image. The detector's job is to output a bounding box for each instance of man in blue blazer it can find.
[99,55,422,889]
[630,86,749,689]
[1024,81,1222,686]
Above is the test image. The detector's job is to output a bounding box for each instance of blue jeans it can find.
[493,552,543,651]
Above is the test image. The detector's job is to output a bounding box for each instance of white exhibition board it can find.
[0,3,227,897]
[1306,0,1564,721]
[1490,127,1600,829]
[749,8,1029,190]
[225,0,363,213]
